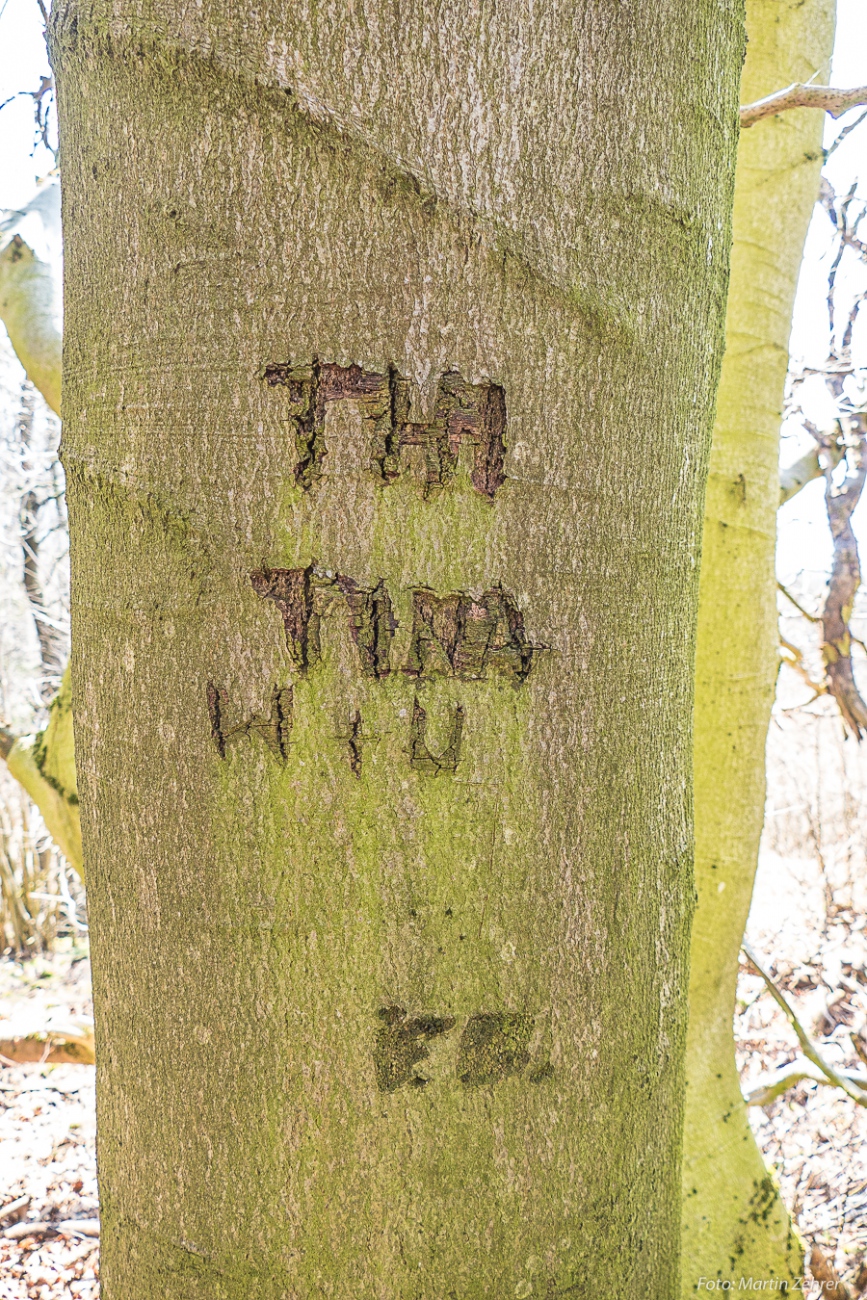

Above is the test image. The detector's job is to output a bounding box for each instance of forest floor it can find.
[0,949,98,1300]
[740,849,867,1296]
[1,852,867,1297]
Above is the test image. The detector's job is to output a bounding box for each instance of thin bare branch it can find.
[742,941,867,1106]
[820,178,867,260]
[842,289,867,354]
[827,107,867,157]
[741,83,867,129]
[780,427,845,505]
[744,1053,867,1107]
[852,1030,867,1071]
[778,582,821,623]
[779,636,827,697]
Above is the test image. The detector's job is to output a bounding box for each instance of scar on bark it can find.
[207,681,293,762]
[250,566,319,671]
[348,709,363,777]
[373,1006,455,1092]
[336,576,396,679]
[263,361,506,498]
[457,1012,544,1086]
[406,585,545,684]
[409,695,464,774]
[250,567,395,678]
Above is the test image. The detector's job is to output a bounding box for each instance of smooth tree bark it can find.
[52,2,742,1295]
[682,0,835,1289]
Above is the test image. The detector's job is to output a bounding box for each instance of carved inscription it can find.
[409,695,464,774]
[211,572,544,770]
[373,1008,553,1091]
[347,709,363,778]
[264,361,506,498]
[207,682,293,762]
[406,586,543,684]
[250,568,543,687]
[337,576,396,680]
[250,566,395,679]
[373,1006,456,1092]
[249,567,319,671]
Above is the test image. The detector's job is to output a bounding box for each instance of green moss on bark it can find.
[52,2,744,1294]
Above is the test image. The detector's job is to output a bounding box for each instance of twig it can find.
[0,1196,29,1225]
[852,1030,867,1071]
[827,108,867,158]
[741,83,867,129]
[744,1054,867,1107]
[742,941,867,1106]
[778,581,821,623]
[820,178,867,260]
[779,636,827,697]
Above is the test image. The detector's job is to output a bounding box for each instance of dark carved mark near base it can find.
[373,1006,456,1092]
[348,709,363,778]
[457,1012,534,1086]
[264,361,506,498]
[409,695,464,774]
[250,567,395,678]
[406,585,545,684]
[207,682,293,762]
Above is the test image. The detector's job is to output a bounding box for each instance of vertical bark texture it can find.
[52,3,742,1295]
[683,1,835,1289]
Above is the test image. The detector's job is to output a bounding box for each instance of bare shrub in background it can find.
[0,763,85,956]
[0,343,70,954]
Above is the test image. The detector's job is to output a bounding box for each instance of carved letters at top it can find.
[264,361,506,498]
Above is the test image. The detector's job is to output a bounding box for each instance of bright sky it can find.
[0,0,54,211]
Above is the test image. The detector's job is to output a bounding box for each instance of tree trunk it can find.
[51,3,742,1295]
[683,0,835,1289]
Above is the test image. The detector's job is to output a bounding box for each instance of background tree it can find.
[0,192,80,878]
[50,0,743,1294]
[683,0,836,1288]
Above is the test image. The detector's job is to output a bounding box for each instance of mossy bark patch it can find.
[52,0,743,1294]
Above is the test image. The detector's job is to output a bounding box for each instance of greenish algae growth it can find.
[682,0,836,1290]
